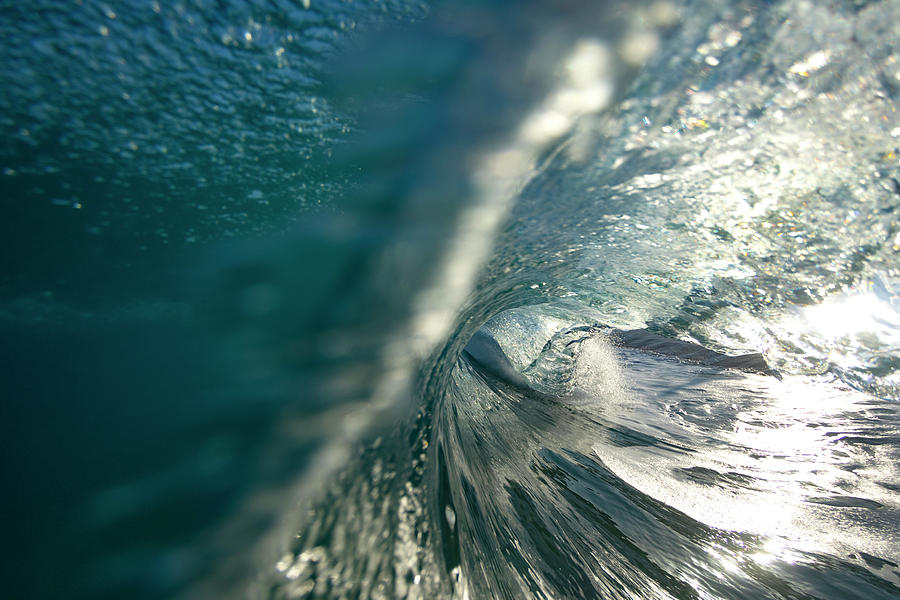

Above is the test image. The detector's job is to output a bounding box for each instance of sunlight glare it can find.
[802,290,900,344]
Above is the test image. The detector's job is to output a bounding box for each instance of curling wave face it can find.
[269,0,900,597]
[2,0,900,598]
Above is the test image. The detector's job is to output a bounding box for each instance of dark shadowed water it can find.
[2,0,899,598]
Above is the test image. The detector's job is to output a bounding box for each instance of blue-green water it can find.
[3,0,900,598]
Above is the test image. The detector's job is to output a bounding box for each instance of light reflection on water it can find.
[594,349,899,586]
[803,291,900,345]
[414,310,900,598]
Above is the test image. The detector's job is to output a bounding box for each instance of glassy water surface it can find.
[2,0,899,598]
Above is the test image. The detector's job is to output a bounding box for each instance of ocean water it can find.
[2,0,900,598]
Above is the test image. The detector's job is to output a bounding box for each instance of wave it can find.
[2,0,899,598]
[264,0,900,598]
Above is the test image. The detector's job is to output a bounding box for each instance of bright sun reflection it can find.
[751,538,801,566]
[593,357,893,580]
[801,288,900,345]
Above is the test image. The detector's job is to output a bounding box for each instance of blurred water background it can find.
[2,0,900,598]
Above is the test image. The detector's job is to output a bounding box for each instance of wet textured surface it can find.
[2,0,900,598]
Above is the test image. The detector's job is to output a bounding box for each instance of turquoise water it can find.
[2,0,900,598]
